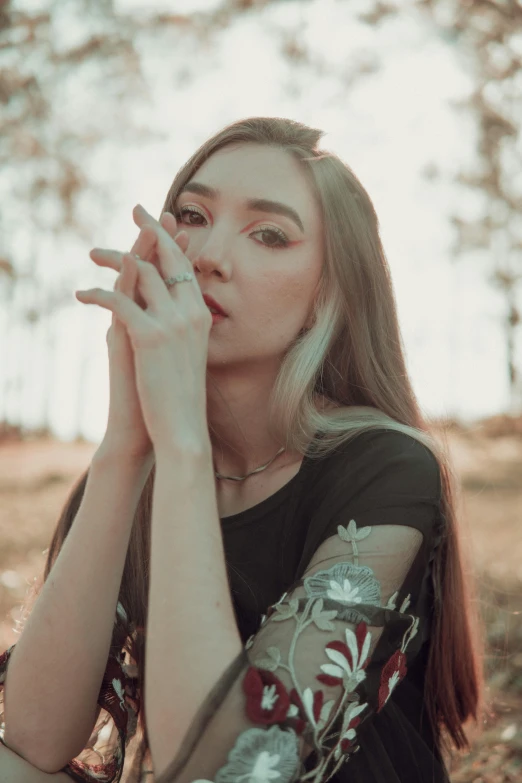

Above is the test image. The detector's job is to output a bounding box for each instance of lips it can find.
[202,294,227,316]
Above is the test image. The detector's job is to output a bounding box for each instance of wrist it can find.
[94,439,155,469]
[153,438,212,467]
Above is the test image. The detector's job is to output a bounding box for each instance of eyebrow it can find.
[177,181,305,234]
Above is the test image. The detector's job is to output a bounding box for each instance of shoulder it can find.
[320,411,441,499]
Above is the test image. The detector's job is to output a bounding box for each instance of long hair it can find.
[18,117,489,776]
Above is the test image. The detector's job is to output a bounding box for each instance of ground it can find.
[0,418,521,781]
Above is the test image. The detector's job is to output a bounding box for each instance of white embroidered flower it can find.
[385,669,402,697]
[320,624,371,690]
[327,577,364,604]
[304,562,381,610]
[213,725,299,783]
[260,683,279,711]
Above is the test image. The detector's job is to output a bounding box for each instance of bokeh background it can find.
[1,0,521,779]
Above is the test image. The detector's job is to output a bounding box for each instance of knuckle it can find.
[166,312,186,334]
[136,323,167,346]
[137,257,156,275]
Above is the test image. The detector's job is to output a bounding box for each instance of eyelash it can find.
[173,206,291,250]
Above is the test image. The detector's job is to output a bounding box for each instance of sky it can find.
[1,0,521,444]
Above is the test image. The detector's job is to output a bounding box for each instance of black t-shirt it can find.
[0,428,451,783]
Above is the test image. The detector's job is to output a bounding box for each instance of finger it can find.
[119,253,138,297]
[92,252,171,317]
[134,205,191,262]
[174,230,189,254]
[139,222,194,291]
[89,232,184,299]
[134,229,188,297]
[160,210,178,238]
[90,207,178,274]
[91,210,172,273]
[112,255,145,327]
[76,262,150,335]
[90,230,157,272]
[90,247,126,272]
[128,253,173,315]
[133,203,177,236]
[117,250,148,311]
[131,211,174,264]
[90,218,172,276]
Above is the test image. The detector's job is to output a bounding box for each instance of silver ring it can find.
[131,255,193,288]
[164,272,194,288]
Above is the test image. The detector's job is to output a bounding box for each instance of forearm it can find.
[145,447,242,778]
[3,447,153,773]
[0,740,73,782]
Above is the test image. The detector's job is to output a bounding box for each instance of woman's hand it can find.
[77,205,212,455]
[89,209,190,460]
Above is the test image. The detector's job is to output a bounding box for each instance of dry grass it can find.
[0,420,521,781]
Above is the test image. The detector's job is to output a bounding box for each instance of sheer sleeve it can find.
[154,434,443,783]
[0,602,140,783]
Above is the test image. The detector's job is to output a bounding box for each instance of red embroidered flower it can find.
[242,666,290,724]
[377,649,408,711]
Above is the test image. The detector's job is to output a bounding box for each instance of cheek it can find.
[278,273,315,316]
[252,274,312,330]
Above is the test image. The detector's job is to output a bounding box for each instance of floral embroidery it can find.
[0,642,138,783]
[0,519,425,783]
[208,724,300,783]
[377,614,419,712]
[63,752,123,783]
[243,667,291,724]
[316,621,372,689]
[193,520,423,783]
[378,649,408,711]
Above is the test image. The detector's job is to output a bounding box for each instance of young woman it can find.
[0,116,488,782]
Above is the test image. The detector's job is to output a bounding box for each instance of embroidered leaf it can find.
[271,597,299,622]
[252,646,281,672]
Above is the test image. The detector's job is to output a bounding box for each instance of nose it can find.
[192,246,230,278]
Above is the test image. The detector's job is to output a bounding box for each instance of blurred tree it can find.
[4,0,520,438]
[0,0,192,437]
[417,0,522,414]
[0,0,382,438]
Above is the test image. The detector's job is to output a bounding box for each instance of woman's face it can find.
[172,143,324,371]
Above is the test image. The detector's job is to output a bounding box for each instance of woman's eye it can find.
[175,206,206,226]
[174,206,290,250]
[252,227,290,249]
